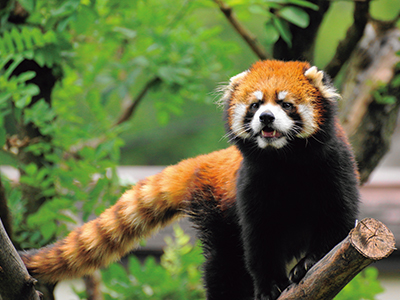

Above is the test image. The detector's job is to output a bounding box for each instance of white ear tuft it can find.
[304,66,323,87]
[216,70,249,107]
[304,66,341,100]
[229,70,249,85]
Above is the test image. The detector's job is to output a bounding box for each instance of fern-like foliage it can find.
[0,26,59,73]
[0,25,58,140]
[0,26,56,54]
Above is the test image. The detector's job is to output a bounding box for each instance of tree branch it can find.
[66,76,162,157]
[83,271,104,300]
[114,77,161,126]
[0,218,42,300]
[338,20,400,183]
[0,176,12,239]
[278,218,395,300]
[213,0,269,60]
[273,0,331,62]
[324,0,371,79]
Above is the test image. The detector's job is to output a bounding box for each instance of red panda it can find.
[21,60,359,300]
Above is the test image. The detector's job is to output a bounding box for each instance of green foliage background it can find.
[0,0,399,299]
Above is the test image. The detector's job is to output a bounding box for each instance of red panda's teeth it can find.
[261,130,281,138]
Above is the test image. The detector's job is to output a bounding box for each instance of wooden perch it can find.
[0,219,42,300]
[277,218,396,300]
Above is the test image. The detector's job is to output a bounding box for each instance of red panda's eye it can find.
[282,102,293,110]
[250,102,260,111]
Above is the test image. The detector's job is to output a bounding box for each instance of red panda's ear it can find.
[229,70,249,86]
[304,66,341,100]
[217,70,249,107]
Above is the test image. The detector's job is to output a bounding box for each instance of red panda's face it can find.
[221,60,339,149]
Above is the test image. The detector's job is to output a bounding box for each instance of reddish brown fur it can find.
[227,60,326,132]
[21,147,242,283]
[21,60,347,286]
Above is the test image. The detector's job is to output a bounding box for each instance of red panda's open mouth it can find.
[261,128,283,139]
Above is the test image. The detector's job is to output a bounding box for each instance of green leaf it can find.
[21,27,33,49]
[31,27,45,47]
[273,17,292,47]
[267,0,289,4]
[113,27,137,39]
[25,163,38,175]
[249,4,269,16]
[33,49,46,67]
[40,221,57,240]
[278,6,310,28]
[0,122,6,146]
[11,27,25,53]
[0,92,11,104]
[4,55,24,78]
[18,0,36,12]
[265,22,280,44]
[391,74,400,87]
[21,83,40,97]
[287,0,319,10]
[73,6,97,34]
[15,71,36,83]
[3,31,15,53]
[51,0,80,17]
[15,94,32,108]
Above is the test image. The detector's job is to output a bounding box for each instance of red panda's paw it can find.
[288,254,318,284]
[256,279,289,300]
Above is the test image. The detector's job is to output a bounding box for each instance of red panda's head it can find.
[220,60,340,150]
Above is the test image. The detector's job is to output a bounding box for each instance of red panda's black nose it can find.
[259,111,275,124]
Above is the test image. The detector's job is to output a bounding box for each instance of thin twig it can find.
[213,0,270,60]
[324,0,371,79]
[66,77,162,157]
[114,77,161,126]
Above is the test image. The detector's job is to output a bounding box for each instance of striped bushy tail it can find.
[20,147,241,283]
[20,158,201,283]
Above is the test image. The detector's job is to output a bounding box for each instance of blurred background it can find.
[1,0,400,299]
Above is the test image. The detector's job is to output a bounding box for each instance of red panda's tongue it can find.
[261,129,282,138]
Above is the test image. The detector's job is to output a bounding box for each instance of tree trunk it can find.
[339,21,400,183]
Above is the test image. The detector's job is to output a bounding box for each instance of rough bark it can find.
[277,218,395,300]
[0,177,12,238]
[339,21,400,183]
[0,219,41,300]
[324,0,371,79]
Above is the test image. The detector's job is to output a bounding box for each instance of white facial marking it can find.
[251,103,294,149]
[297,104,317,138]
[256,135,288,149]
[251,104,294,134]
[278,91,288,101]
[253,90,263,101]
[231,103,251,139]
